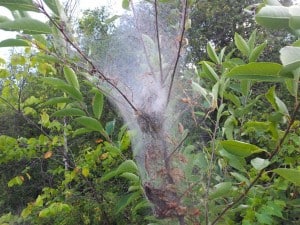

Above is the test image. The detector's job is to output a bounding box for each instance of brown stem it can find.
[154,0,164,84]
[166,0,188,104]
[211,102,300,225]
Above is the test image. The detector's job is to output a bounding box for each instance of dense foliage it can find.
[0,0,299,224]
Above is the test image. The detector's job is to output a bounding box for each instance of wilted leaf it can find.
[44,151,53,159]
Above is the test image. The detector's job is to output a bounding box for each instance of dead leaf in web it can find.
[44,151,53,159]
[170,168,185,183]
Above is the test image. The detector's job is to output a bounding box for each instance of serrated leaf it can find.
[92,91,104,119]
[0,18,51,34]
[221,140,263,157]
[0,0,39,12]
[0,39,29,47]
[226,62,284,81]
[234,32,250,57]
[251,157,270,170]
[207,42,219,64]
[255,6,290,29]
[273,168,300,186]
[52,108,86,117]
[63,66,79,90]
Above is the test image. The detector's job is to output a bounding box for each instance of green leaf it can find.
[209,182,233,199]
[52,108,86,117]
[92,91,104,120]
[265,86,289,115]
[273,168,300,186]
[202,61,219,82]
[0,39,29,47]
[120,172,140,183]
[75,116,104,132]
[63,66,80,90]
[249,41,267,62]
[255,6,290,29]
[42,77,83,101]
[116,160,138,174]
[0,18,51,34]
[289,6,300,31]
[8,176,24,187]
[43,97,73,106]
[247,29,257,51]
[230,172,250,185]
[251,157,270,170]
[264,0,282,6]
[280,46,300,72]
[234,32,250,57]
[122,0,130,10]
[0,15,11,23]
[219,149,246,172]
[44,0,60,16]
[207,42,220,64]
[0,0,39,12]
[226,62,284,81]
[115,192,140,214]
[221,140,263,157]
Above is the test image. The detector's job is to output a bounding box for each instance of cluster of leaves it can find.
[185,0,300,224]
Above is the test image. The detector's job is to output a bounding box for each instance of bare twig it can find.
[211,102,300,225]
[154,0,164,84]
[166,0,188,104]
[204,100,222,225]
[36,1,138,113]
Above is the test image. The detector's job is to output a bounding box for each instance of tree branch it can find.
[211,102,300,225]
